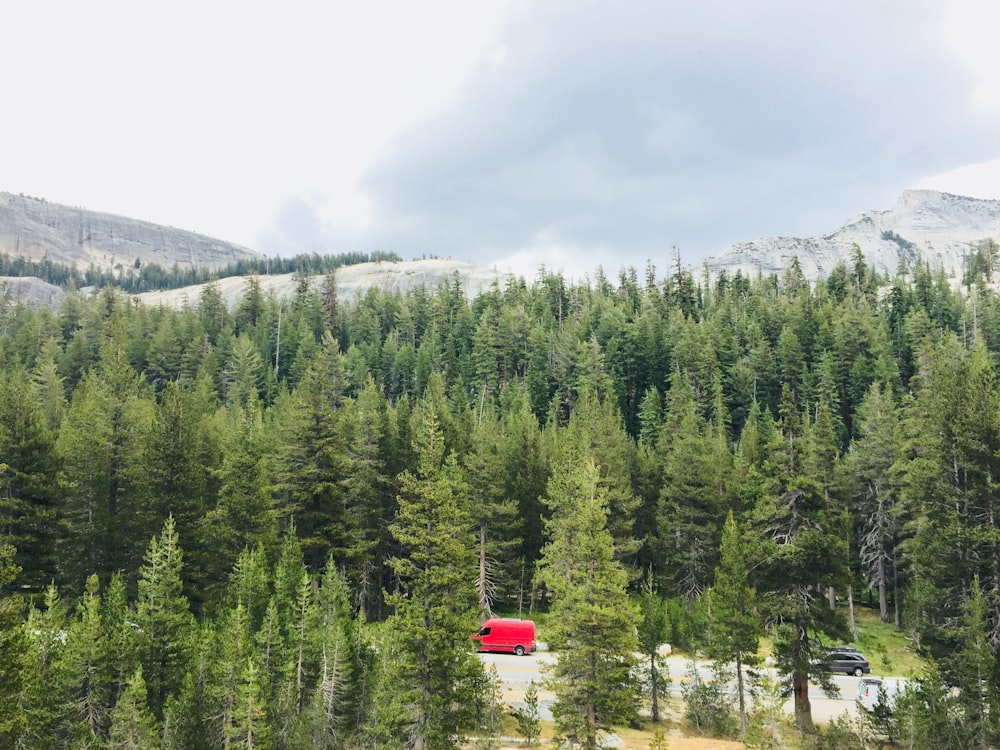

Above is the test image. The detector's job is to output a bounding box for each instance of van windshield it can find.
[478,627,491,636]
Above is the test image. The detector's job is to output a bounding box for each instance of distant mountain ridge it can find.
[0,192,515,307]
[0,192,262,271]
[135,259,516,309]
[5,189,999,309]
[705,190,1000,281]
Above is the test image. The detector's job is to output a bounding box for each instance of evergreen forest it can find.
[3,250,1000,748]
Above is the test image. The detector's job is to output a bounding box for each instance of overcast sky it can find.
[4,0,1000,281]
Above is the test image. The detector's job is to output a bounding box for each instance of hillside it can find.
[705,190,1000,280]
[0,192,262,272]
[134,258,517,307]
[0,276,65,307]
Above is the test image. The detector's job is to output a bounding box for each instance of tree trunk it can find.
[478,525,490,620]
[736,652,747,740]
[878,578,888,624]
[792,670,815,734]
[893,555,902,630]
[650,653,660,722]
[848,584,857,639]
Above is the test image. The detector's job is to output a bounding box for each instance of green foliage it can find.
[706,511,760,738]
[648,725,669,750]
[636,576,670,723]
[538,453,640,749]
[514,681,542,746]
[475,665,506,749]
[386,396,484,750]
[662,595,708,653]
[741,673,791,750]
[877,662,968,750]
[681,660,738,739]
[136,516,195,718]
[810,711,874,750]
[6,252,1000,742]
[106,667,160,750]
[0,543,31,746]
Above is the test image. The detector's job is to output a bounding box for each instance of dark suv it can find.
[818,649,871,676]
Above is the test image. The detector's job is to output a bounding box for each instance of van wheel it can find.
[853,667,864,677]
[514,645,526,656]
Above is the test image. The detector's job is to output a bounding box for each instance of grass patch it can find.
[845,607,924,676]
[754,607,924,676]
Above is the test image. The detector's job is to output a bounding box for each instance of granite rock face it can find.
[0,276,66,307]
[0,193,262,272]
[135,259,517,309]
[705,190,1000,281]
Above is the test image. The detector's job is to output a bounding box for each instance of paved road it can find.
[478,651,906,725]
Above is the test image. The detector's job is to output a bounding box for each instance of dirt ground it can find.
[500,685,746,749]
[496,733,743,750]
[615,726,744,749]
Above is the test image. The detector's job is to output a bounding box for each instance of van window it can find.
[478,627,491,636]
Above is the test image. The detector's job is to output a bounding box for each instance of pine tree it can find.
[845,382,902,624]
[500,389,546,611]
[537,456,640,748]
[948,576,999,748]
[148,380,218,608]
[55,316,155,583]
[227,657,273,750]
[386,398,483,750]
[514,681,541,746]
[750,385,849,734]
[273,342,351,570]
[707,511,760,740]
[0,367,62,589]
[338,376,390,620]
[136,516,195,718]
[210,603,254,748]
[287,562,358,749]
[106,667,160,750]
[0,543,31,746]
[103,572,140,705]
[636,576,670,723]
[51,573,111,744]
[463,410,519,619]
[567,389,642,566]
[201,397,277,587]
[656,370,727,599]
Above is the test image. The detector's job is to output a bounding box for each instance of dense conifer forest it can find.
[3,249,1000,747]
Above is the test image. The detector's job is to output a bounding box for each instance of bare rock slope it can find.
[135,258,516,308]
[0,192,261,271]
[705,190,1000,281]
[0,276,65,307]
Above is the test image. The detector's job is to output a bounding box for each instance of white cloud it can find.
[4,0,1000,272]
[914,157,1000,201]
[943,0,1000,113]
[0,1,511,247]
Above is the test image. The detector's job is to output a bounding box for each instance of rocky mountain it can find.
[0,276,65,307]
[705,190,1000,281]
[0,192,261,271]
[135,258,516,308]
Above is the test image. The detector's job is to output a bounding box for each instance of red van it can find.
[473,618,536,656]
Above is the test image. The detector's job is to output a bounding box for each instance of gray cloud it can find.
[264,1,1000,277]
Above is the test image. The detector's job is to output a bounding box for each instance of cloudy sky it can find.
[4,0,1000,280]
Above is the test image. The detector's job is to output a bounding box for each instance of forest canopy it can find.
[3,248,1000,746]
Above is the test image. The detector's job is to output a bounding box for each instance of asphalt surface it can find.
[478,651,907,725]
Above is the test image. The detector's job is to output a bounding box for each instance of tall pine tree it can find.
[537,453,640,748]
[386,397,483,750]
